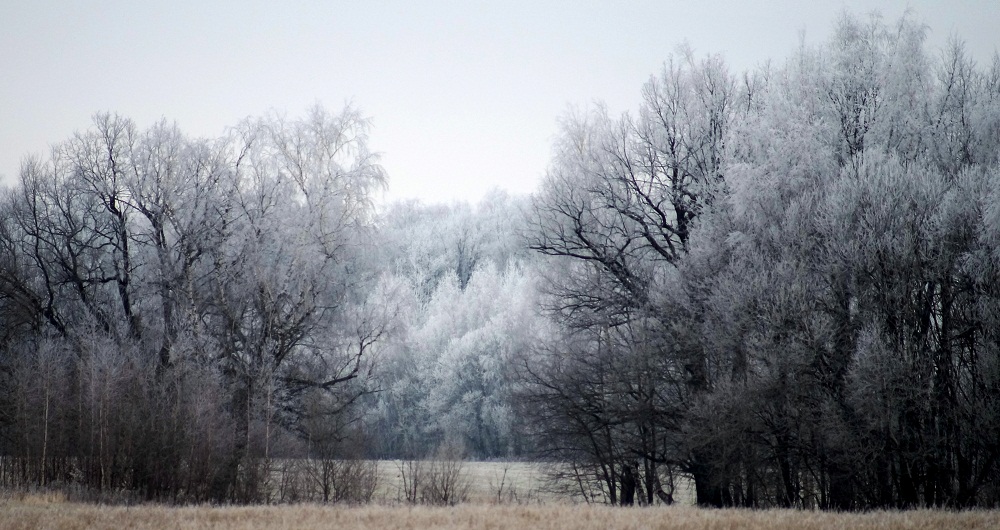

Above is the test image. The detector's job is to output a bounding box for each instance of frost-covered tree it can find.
[364,194,539,459]
[523,47,743,506]
[0,105,387,502]
[678,12,1000,508]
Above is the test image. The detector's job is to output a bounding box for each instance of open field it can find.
[2,494,1000,530]
[373,460,697,505]
[376,460,552,503]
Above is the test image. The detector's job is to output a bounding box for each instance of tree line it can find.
[2,10,1000,510]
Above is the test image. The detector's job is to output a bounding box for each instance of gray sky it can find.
[2,1,997,203]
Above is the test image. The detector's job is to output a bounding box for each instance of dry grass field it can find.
[3,463,997,529]
[2,492,1000,530]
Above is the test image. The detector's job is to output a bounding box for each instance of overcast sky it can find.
[2,1,997,204]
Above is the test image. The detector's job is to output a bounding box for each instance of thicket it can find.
[520,12,1000,509]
